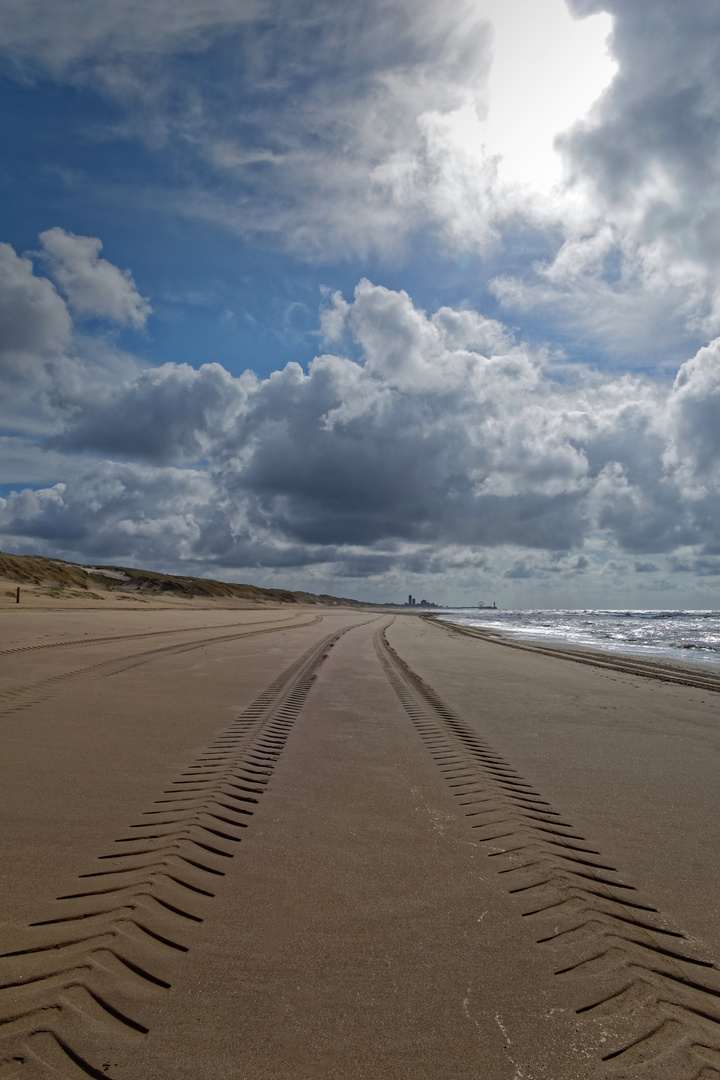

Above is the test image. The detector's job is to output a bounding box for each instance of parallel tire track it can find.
[0,621,355,1079]
[0,615,323,718]
[0,612,307,660]
[428,616,720,695]
[375,623,720,1080]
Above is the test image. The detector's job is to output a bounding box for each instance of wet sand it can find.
[1,606,719,1079]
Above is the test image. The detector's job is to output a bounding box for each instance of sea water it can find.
[433,609,720,669]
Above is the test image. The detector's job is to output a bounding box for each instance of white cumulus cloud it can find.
[39,228,151,328]
[0,242,71,376]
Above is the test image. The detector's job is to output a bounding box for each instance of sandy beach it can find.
[1,604,719,1079]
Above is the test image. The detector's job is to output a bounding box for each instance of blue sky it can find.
[2,0,720,606]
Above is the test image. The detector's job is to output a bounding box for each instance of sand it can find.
[1,605,719,1079]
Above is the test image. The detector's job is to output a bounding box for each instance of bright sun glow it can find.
[482,0,617,190]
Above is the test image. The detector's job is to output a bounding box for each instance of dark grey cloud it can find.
[565,0,720,217]
[52,361,250,465]
[482,1,720,362]
[536,0,720,343]
[670,554,720,578]
[666,339,720,484]
[0,462,212,562]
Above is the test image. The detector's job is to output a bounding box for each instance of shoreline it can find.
[430,609,720,684]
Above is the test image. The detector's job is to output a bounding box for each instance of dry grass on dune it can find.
[0,550,368,609]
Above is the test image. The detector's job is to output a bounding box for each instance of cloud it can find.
[489,230,710,366]
[5,3,720,606]
[0,435,90,486]
[0,0,498,258]
[0,235,148,439]
[3,274,714,570]
[0,0,261,73]
[39,228,151,327]
[52,361,253,464]
[0,0,679,375]
[3,250,720,600]
[6,0,720,364]
[0,242,71,376]
[0,0,596,270]
[489,0,720,356]
[563,0,720,248]
[504,560,535,579]
[665,338,720,492]
[0,462,213,561]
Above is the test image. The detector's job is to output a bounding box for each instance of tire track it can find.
[0,615,323,718]
[375,623,720,1080]
[0,612,307,661]
[0,620,359,1079]
[428,616,720,695]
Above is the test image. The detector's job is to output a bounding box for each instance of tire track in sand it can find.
[428,616,720,696]
[0,612,307,660]
[0,615,323,718]
[0,620,358,1079]
[375,622,720,1080]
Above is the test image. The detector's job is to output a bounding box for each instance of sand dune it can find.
[0,550,370,611]
[1,606,719,1078]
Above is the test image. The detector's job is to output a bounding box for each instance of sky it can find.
[2,0,720,607]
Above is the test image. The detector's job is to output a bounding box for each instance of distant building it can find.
[403,593,441,608]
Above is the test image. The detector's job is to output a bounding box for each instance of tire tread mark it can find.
[426,615,720,696]
[374,624,720,1078]
[0,620,361,1078]
[0,616,324,718]
[0,613,311,660]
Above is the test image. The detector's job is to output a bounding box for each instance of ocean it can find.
[433,608,720,669]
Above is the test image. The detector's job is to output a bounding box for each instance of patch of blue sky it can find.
[0,481,52,498]
[0,17,694,391]
[0,62,607,382]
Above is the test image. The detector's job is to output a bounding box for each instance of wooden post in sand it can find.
[16,586,20,604]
